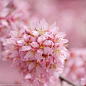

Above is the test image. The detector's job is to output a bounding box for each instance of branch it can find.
[59,75,82,86]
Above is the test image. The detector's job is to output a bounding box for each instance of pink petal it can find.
[20,46,31,51]
[50,27,59,34]
[32,31,39,37]
[9,50,18,58]
[55,32,66,38]
[44,47,53,54]
[1,19,8,26]
[37,49,43,55]
[30,36,36,42]
[28,63,35,71]
[25,73,31,79]
[17,39,25,46]
[44,32,54,39]
[44,40,54,46]
[24,51,35,60]
[81,78,86,85]
[35,53,43,62]
[60,39,68,43]
[37,35,46,43]
[36,65,42,76]
[30,42,39,48]
[10,31,19,38]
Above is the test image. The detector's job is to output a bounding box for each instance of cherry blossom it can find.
[0,0,30,42]
[2,19,68,86]
[62,48,86,85]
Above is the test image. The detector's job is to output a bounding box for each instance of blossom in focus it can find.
[2,19,68,86]
[62,48,86,85]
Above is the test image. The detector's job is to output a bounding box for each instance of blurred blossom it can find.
[81,78,86,86]
[2,19,68,86]
[62,48,86,85]
[0,0,31,42]
[0,42,2,60]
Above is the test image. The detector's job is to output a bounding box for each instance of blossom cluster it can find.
[62,48,86,86]
[0,0,30,42]
[2,19,68,86]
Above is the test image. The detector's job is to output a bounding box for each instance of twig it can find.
[59,75,81,86]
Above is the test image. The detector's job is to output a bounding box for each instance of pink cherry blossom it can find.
[0,0,31,42]
[62,48,86,85]
[2,19,68,86]
[0,42,2,60]
[81,78,86,86]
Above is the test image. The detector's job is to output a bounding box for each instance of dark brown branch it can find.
[59,75,82,86]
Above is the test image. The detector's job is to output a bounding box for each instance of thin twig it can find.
[59,75,82,86]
